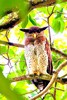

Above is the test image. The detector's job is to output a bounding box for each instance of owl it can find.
[20,26,53,91]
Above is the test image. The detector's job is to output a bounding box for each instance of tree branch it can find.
[0,0,67,29]
[30,60,67,100]
[0,12,20,30]
[0,18,20,30]
[0,40,24,48]
[31,72,58,100]
[12,74,67,84]
[30,0,67,9]
[11,61,67,99]
[12,70,67,85]
[51,47,67,58]
[0,40,67,58]
[12,74,52,82]
[0,0,67,30]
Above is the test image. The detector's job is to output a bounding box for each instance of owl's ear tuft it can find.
[39,26,48,32]
[20,29,29,33]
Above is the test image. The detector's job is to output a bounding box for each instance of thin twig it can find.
[47,5,55,46]
[51,87,64,92]
[53,11,67,15]
[22,89,37,95]
[42,92,55,100]
[56,61,67,73]
[53,82,57,100]
[60,74,67,79]
[51,47,67,58]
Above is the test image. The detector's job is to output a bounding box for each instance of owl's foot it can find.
[34,71,40,76]
[30,74,35,77]
[39,73,49,76]
[29,74,38,77]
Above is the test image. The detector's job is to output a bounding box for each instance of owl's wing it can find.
[45,38,53,75]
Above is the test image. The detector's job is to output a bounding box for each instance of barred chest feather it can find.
[24,40,48,75]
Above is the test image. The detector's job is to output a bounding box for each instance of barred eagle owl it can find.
[20,26,53,91]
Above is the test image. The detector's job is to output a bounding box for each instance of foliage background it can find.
[0,0,67,100]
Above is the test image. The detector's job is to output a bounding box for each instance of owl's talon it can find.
[30,74,38,77]
[30,74,34,77]
[34,73,38,77]
[40,73,49,76]
[40,73,44,76]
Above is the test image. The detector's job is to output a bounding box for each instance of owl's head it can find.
[20,26,48,38]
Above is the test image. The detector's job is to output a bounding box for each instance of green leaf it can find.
[19,53,26,73]
[52,18,64,33]
[37,7,48,14]
[52,18,60,33]
[0,65,4,71]
[43,94,54,100]
[21,16,28,28]
[16,70,23,76]
[61,91,67,100]
[0,0,30,21]
[55,60,64,69]
[13,81,27,94]
[7,72,18,79]
[55,8,63,18]
[0,46,7,54]
[29,15,37,26]
[0,68,25,100]
[56,0,62,3]
[8,48,15,58]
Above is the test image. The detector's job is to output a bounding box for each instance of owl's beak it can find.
[33,34,36,39]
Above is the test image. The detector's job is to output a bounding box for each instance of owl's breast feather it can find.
[25,36,46,46]
[25,38,34,46]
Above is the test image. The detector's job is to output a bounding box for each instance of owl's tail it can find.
[32,79,50,100]
[32,79,49,91]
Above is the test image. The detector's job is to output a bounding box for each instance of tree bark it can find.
[30,0,67,9]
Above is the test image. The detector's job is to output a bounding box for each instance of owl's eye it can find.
[29,30,36,34]
[29,31,33,34]
[29,30,40,34]
[36,29,40,33]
